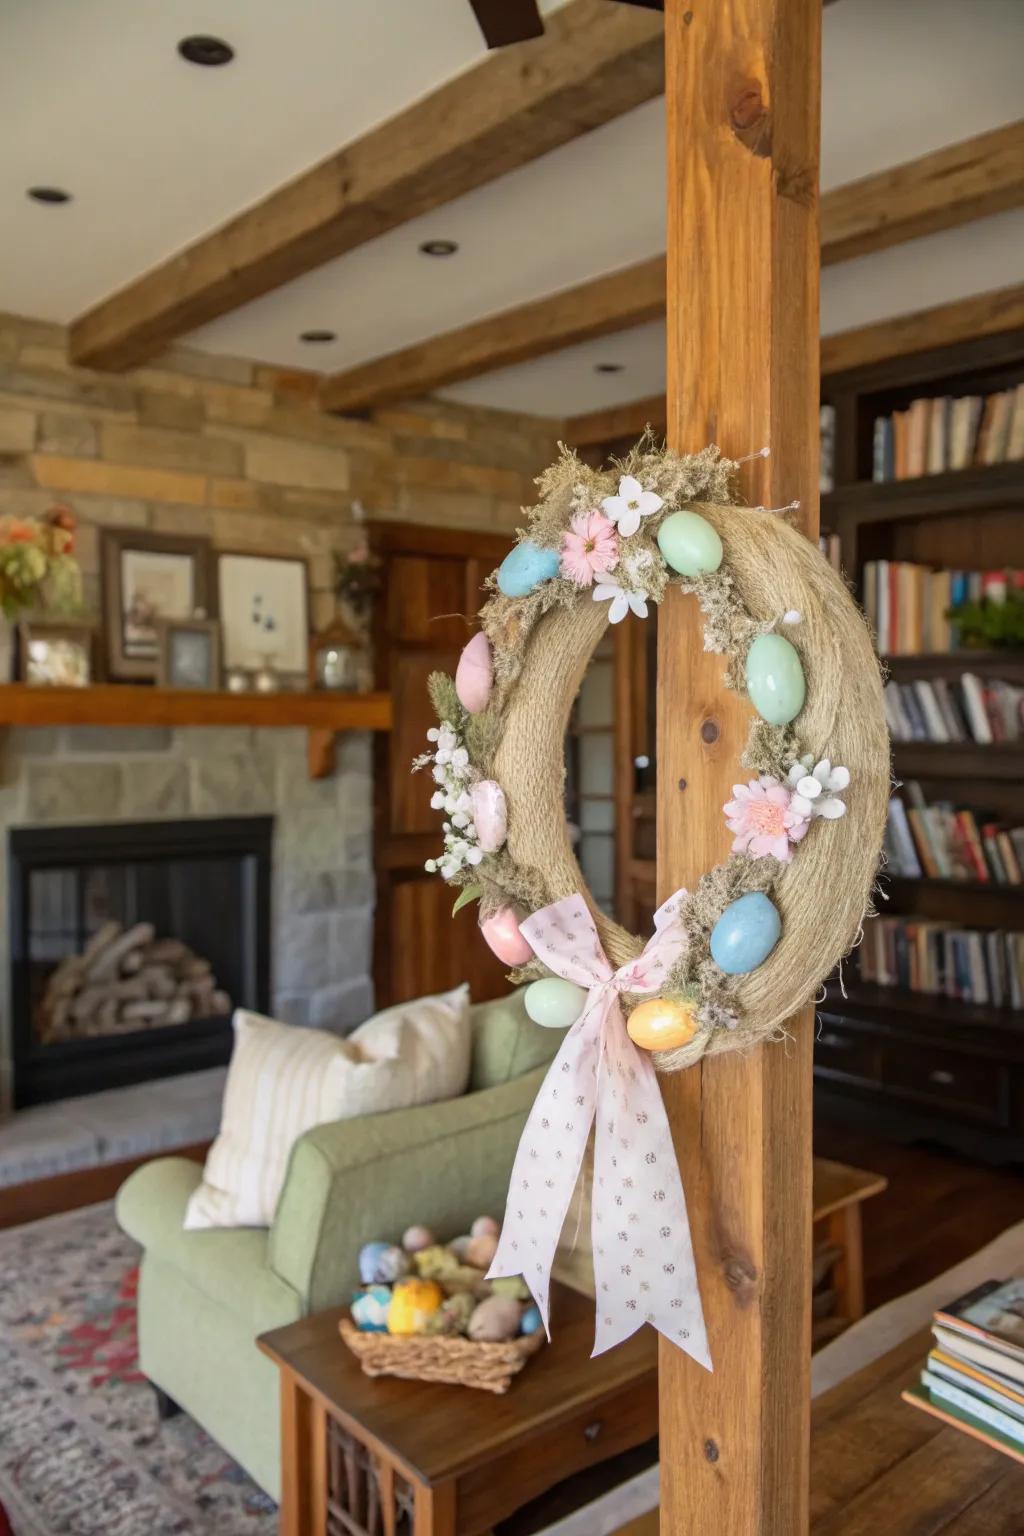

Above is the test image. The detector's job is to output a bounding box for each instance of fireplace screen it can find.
[9,817,271,1107]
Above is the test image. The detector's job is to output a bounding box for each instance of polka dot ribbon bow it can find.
[487,890,711,1367]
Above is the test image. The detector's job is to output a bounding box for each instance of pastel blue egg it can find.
[351,1284,392,1332]
[497,540,561,598]
[745,633,806,725]
[520,1305,544,1336]
[358,1241,391,1285]
[524,978,588,1030]
[710,892,782,975]
[657,509,723,577]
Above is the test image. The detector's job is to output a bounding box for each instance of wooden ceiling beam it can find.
[68,0,663,372]
[820,118,1024,267]
[319,257,665,414]
[563,281,1024,446]
[321,121,1023,414]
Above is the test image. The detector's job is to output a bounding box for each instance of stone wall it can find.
[0,311,562,1109]
[0,310,563,628]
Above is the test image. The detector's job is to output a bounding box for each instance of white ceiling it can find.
[2,0,1023,416]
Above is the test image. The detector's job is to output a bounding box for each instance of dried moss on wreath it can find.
[414,438,891,1072]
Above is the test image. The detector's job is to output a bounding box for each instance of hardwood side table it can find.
[259,1283,657,1536]
[810,1326,1024,1531]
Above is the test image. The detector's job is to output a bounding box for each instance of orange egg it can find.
[626,997,697,1052]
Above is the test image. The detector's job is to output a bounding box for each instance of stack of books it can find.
[873,385,1024,481]
[886,784,1024,884]
[884,673,1024,744]
[903,1280,1024,1462]
[863,562,1023,655]
[857,917,1024,1009]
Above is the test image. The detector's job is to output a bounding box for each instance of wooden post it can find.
[657,2,821,1533]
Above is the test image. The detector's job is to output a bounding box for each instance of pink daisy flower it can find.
[723,775,810,863]
[560,509,619,587]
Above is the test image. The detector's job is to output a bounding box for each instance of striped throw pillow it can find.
[184,985,470,1230]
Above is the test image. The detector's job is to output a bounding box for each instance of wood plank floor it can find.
[813,1124,1024,1312]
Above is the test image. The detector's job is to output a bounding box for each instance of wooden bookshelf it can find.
[0,683,393,779]
[817,323,1024,1162]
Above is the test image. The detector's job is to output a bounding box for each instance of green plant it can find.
[946,589,1024,651]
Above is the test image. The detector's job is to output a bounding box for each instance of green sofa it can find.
[115,990,558,1501]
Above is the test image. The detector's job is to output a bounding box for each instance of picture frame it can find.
[216,551,309,686]
[155,617,221,691]
[17,619,95,688]
[102,530,214,681]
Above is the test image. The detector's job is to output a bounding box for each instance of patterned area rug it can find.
[0,1201,277,1536]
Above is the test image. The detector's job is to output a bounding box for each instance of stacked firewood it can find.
[38,920,232,1043]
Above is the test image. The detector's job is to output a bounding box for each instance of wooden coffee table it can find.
[259,1283,657,1536]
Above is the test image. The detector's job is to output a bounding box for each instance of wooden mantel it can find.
[0,684,392,779]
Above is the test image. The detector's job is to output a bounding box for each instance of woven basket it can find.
[339,1318,544,1394]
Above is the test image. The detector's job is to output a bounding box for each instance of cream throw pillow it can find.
[184,985,471,1231]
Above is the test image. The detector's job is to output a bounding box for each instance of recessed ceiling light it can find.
[419,239,459,257]
[299,329,337,344]
[595,362,624,374]
[27,186,72,205]
[178,35,235,67]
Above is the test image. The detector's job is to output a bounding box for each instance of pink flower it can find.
[560,509,619,587]
[723,775,810,863]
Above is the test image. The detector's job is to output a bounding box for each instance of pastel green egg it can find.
[656,509,724,577]
[524,977,588,1030]
[745,632,806,725]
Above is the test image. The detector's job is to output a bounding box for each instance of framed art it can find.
[156,618,221,690]
[102,530,213,680]
[217,552,309,685]
[17,620,94,687]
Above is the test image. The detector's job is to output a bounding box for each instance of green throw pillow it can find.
[469,987,563,1091]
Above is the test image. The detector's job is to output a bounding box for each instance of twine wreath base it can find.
[419,440,890,1071]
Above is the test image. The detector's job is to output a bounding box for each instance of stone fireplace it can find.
[9,817,272,1106]
[0,724,375,1114]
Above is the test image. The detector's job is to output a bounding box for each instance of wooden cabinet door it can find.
[371,525,512,1008]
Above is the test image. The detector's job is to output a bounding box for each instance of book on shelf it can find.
[864,560,1024,655]
[885,783,1024,885]
[818,531,841,572]
[819,404,836,494]
[883,674,1023,744]
[872,383,1024,482]
[857,913,1024,1009]
[903,1280,1024,1464]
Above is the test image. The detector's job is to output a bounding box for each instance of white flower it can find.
[782,609,802,626]
[592,578,649,625]
[600,474,663,538]
[450,746,470,774]
[426,727,440,743]
[430,790,445,810]
[786,755,850,819]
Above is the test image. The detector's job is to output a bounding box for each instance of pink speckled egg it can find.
[471,1215,499,1239]
[469,780,507,853]
[479,907,533,966]
[402,1224,436,1254]
[466,1232,499,1270]
[455,632,493,715]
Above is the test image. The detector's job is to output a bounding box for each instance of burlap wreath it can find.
[418,440,890,1071]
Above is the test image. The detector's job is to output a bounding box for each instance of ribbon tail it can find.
[590,1004,710,1369]
[487,1005,604,1337]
